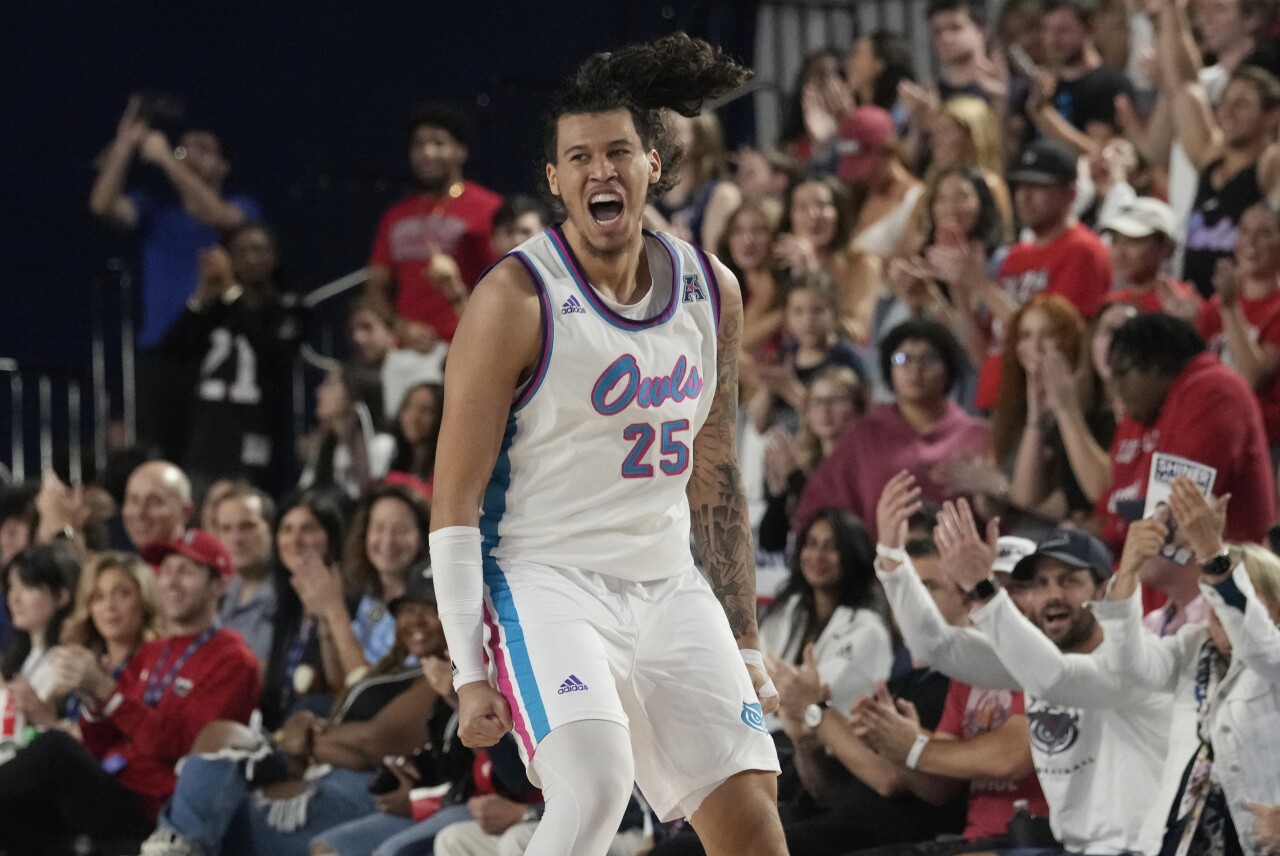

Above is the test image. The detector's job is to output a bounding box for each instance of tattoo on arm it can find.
[688,310,758,640]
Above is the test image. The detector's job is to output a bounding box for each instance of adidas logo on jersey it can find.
[561,295,586,315]
[557,674,588,694]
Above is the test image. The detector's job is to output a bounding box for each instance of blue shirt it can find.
[128,189,261,348]
[352,594,396,664]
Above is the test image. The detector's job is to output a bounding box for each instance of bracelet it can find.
[875,543,907,563]
[905,733,930,770]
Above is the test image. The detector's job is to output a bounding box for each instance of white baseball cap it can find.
[993,536,1038,574]
[1099,197,1177,241]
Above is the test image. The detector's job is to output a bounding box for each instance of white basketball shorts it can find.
[480,557,780,821]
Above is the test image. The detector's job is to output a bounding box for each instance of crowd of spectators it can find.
[5,0,1280,854]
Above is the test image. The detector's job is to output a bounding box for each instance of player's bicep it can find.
[433,259,542,528]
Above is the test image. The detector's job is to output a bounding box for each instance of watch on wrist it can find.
[1200,549,1232,577]
[965,576,1002,603]
[803,700,830,729]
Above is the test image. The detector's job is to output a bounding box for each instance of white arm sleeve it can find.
[429,526,489,688]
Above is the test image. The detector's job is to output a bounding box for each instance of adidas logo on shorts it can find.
[557,674,588,694]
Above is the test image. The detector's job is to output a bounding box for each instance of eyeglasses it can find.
[890,351,943,369]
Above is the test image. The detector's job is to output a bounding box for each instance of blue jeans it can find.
[314,803,473,856]
[160,755,375,856]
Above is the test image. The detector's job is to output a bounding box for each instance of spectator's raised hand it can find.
[34,470,87,544]
[1212,258,1243,309]
[114,95,149,149]
[290,551,345,620]
[876,471,923,556]
[193,246,236,307]
[1026,67,1058,114]
[49,645,113,703]
[924,238,987,309]
[138,130,173,165]
[898,80,940,123]
[7,678,58,729]
[975,49,1010,102]
[850,681,922,763]
[1040,346,1081,419]
[772,233,819,276]
[1115,518,1169,594]
[934,499,1000,591]
[763,426,798,497]
[424,243,466,303]
[1168,477,1230,566]
[1156,278,1202,322]
[769,643,827,723]
[801,83,840,148]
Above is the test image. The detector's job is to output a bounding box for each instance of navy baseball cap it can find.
[1011,527,1114,583]
[388,561,437,615]
[1007,139,1078,186]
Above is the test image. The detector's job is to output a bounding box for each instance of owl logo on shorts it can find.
[740,701,768,734]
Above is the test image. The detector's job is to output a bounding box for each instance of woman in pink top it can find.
[792,318,988,539]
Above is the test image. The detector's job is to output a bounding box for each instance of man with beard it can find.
[874,473,1171,856]
[365,103,503,351]
[1025,0,1135,154]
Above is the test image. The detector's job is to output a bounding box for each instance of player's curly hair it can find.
[544,32,752,197]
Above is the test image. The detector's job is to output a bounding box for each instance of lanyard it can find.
[143,627,216,707]
[285,618,315,686]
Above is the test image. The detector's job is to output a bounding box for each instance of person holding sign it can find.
[1095,313,1274,559]
[1097,478,1280,856]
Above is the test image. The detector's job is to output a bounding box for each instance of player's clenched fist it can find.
[456,681,514,748]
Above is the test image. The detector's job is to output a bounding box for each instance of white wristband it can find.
[740,649,778,698]
[876,543,907,563]
[429,526,489,689]
[905,733,930,770]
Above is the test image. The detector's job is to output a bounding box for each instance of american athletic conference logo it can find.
[1027,707,1080,755]
[740,701,768,734]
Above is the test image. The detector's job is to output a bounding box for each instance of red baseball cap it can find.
[141,529,234,581]
[836,106,895,184]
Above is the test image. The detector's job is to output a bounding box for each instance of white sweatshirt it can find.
[877,558,1171,855]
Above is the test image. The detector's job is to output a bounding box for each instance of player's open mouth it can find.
[588,192,625,225]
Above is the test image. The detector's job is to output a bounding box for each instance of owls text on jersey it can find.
[481,226,722,583]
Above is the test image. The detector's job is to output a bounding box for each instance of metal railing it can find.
[1,261,367,489]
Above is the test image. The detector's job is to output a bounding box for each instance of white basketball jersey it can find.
[481,227,721,582]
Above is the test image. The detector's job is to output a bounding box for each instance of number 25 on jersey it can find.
[621,419,689,478]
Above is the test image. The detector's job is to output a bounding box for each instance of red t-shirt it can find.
[80,628,260,821]
[1108,275,1200,314]
[1197,290,1280,443]
[976,224,1112,408]
[1096,352,1275,555]
[369,181,503,341]
[934,682,1049,841]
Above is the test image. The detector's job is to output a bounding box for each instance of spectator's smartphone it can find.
[1008,44,1037,78]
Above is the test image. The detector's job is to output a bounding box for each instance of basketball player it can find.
[429,33,789,856]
